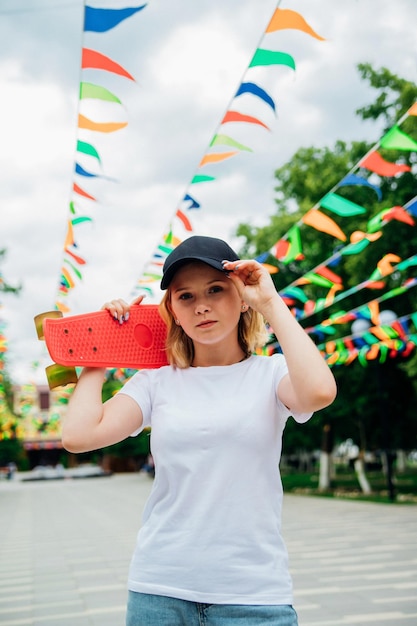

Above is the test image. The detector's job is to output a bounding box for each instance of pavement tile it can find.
[1,473,417,626]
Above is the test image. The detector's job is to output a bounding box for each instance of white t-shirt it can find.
[119,354,312,605]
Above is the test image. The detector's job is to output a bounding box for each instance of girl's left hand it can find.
[222,260,277,313]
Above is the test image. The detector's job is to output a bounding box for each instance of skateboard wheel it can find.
[34,310,63,340]
[46,363,78,390]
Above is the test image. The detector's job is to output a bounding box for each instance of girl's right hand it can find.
[101,295,145,324]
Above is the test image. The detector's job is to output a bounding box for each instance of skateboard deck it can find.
[40,304,168,370]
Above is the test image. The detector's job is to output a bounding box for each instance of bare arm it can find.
[223,260,337,414]
[62,297,145,453]
[62,367,143,453]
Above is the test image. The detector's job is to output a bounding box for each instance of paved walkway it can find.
[0,473,416,626]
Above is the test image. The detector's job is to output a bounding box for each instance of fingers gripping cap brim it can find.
[160,236,239,290]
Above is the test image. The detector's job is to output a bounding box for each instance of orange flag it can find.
[199,151,238,167]
[63,221,75,249]
[368,300,380,325]
[408,102,417,116]
[375,253,401,277]
[302,209,347,241]
[266,8,325,40]
[78,114,127,133]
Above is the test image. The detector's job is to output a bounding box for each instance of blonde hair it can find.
[158,290,269,368]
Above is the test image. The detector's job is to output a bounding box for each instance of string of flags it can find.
[256,103,417,270]
[0,299,21,440]
[55,2,146,313]
[318,311,417,367]
[256,103,417,367]
[258,312,417,368]
[48,2,417,371]
[279,194,417,322]
[132,5,327,297]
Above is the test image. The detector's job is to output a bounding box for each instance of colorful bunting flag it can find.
[82,48,135,80]
[249,49,296,70]
[84,4,146,33]
[339,173,382,200]
[235,82,276,112]
[55,3,144,311]
[266,7,325,40]
[360,150,411,176]
[380,125,417,151]
[302,209,347,241]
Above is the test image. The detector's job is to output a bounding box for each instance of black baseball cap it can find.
[161,235,240,290]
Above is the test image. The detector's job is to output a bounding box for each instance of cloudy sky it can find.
[1,0,417,385]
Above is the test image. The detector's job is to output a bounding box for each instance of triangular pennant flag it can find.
[382,206,415,226]
[183,194,201,209]
[283,225,303,263]
[191,175,215,184]
[272,239,289,260]
[175,209,193,231]
[302,209,347,241]
[63,221,75,248]
[380,126,417,151]
[199,151,238,167]
[300,273,334,288]
[210,134,253,152]
[339,173,382,200]
[73,182,96,201]
[320,193,367,217]
[249,48,296,70]
[222,110,269,130]
[81,48,135,80]
[75,163,99,178]
[282,286,310,303]
[367,300,380,325]
[78,114,127,133]
[266,7,325,40]
[368,253,401,280]
[235,82,276,112]
[316,266,343,284]
[65,248,86,265]
[84,5,146,33]
[76,140,101,164]
[80,82,122,104]
[360,150,411,176]
[72,216,93,226]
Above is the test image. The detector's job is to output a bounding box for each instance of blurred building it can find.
[12,383,71,467]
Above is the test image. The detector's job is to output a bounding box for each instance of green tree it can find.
[100,373,151,468]
[236,65,417,457]
[0,249,22,296]
[0,249,24,466]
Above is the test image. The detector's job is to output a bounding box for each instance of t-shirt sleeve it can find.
[271,354,313,424]
[117,369,154,436]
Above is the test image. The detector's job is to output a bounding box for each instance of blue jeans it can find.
[126,591,298,626]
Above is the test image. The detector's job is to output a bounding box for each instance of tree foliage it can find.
[236,65,417,455]
[0,249,21,295]
[0,248,23,465]
[100,373,151,462]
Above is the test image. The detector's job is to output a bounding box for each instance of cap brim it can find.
[160,256,226,290]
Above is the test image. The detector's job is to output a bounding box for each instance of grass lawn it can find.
[281,465,417,504]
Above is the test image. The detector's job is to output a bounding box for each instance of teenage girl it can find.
[63,235,337,626]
